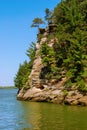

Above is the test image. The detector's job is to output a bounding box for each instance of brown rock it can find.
[78,96,87,106]
[71,100,79,105]
[17,87,26,100]
[64,91,83,105]
[23,87,42,100]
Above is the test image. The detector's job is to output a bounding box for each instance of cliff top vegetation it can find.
[14,0,87,92]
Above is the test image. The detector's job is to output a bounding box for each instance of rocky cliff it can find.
[17,24,87,106]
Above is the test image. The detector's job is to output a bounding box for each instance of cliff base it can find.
[17,85,87,106]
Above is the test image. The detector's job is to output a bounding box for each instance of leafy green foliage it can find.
[52,0,87,88]
[40,0,87,90]
[14,61,30,89]
[26,42,36,68]
[41,42,55,66]
[40,42,63,80]
[40,42,55,79]
[63,90,68,97]
[77,79,87,92]
[14,42,36,89]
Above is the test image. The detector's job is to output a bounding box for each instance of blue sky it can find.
[0,0,60,86]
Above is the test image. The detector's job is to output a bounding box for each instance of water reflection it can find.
[20,101,87,130]
[1,88,87,130]
[20,102,42,130]
[29,103,41,130]
[20,102,65,130]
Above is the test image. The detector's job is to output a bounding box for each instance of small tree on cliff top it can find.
[31,17,45,28]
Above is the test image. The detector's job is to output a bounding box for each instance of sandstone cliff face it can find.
[27,24,57,89]
[17,24,87,106]
[28,37,47,89]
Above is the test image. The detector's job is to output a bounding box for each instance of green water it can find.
[0,88,87,130]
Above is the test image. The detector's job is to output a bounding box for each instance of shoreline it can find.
[17,86,87,106]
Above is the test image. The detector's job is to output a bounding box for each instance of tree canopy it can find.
[15,0,87,91]
[40,0,87,91]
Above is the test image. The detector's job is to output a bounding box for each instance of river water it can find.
[0,88,87,130]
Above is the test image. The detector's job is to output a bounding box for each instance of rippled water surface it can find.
[0,88,87,130]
